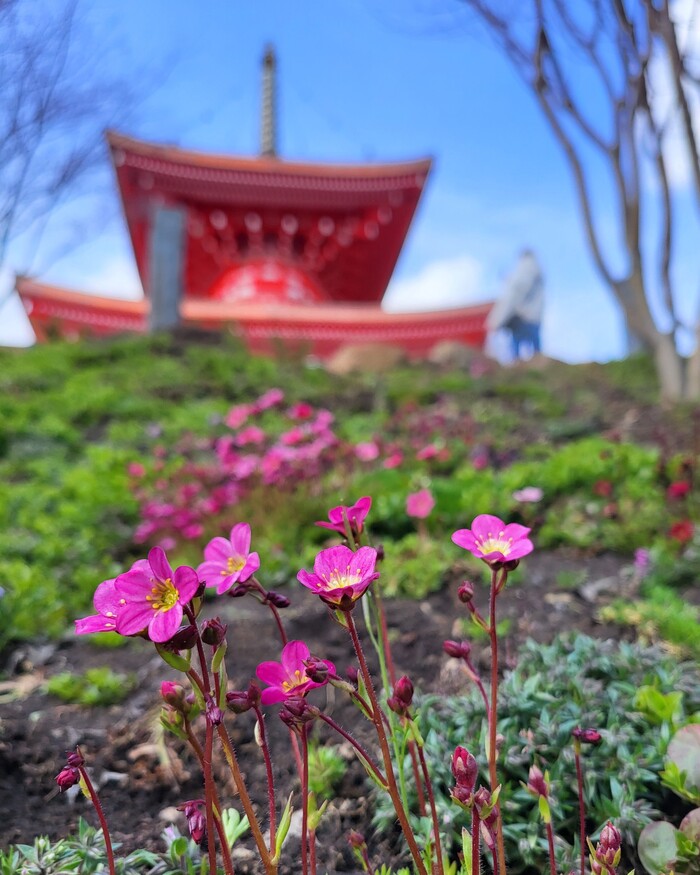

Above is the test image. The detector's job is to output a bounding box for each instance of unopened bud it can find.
[65,748,84,769]
[194,580,207,599]
[387,675,414,716]
[205,699,224,726]
[201,617,227,646]
[168,624,198,651]
[304,656,330,684]
[573,727,602,744]
[451,746,478,792]
[346,665,359,685]
[527,765,548,798]
[179,800,206,844]
[228,583,252,598]
[265,590,291,608]
[226,689,253,714]
[443,639,471,659]
[458,581,475,603]
[55,766,80,792]
[347,830,366,849]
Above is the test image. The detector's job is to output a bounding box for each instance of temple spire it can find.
[260,45,277,158]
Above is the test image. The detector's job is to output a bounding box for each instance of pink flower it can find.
[452,514,533,564]
[315,496,372,536]
[512,486,543,503]
[667,480,691,500]
[127,462,146,478]
[355,441,379,462]
[406,488,435,519]
[383,450,403,469]
[225,404,251,429]
[254,388,285,411]
[75,578,124,635]
[75,559,150,635]
[234,426,266,447]
[256,640,335,705]
[114,547,199,643]
[197,523,260,594]
[416,443,440,461]
[297,545,379,608]
[288,402,314,420]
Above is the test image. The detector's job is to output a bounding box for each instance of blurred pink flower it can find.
[406,488,435,519]
[416,443,440,461]
[355,441,379,461]
[256,640,335,705]
[316,496,372,536]
[234,426,266,447]
[254,388,285,411]
[114,548,199,642]
[452,514,533,564]
[297,544,379,608]
[288,402,314,420]
[198,523,260,594]
[225,404,251,429]
[127,462,146,478]
[512,486,543,503]
[383,450,403,469]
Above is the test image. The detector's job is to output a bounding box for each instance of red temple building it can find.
[18,49,492,359]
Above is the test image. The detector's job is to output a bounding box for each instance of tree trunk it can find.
[686,328,700,400]
[653,331,685,402]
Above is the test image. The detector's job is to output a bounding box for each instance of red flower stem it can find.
[347,613,429,875]
[416,741,445,875]
[471,809,481,875]
[253,705,277,853]
[184,719,235,875]
[184,605,211,693]
[310,828,317,875]
[301,726,309,875]
[203,722,219,875]
[409,740,427,816]
[574,740,586,875]
[77,766,116,875]
[488,566,508,875]
[375,591,396,685]
[465,657,490,714]
[216,723,276,875]
[290,728,304,780]
[317,713,387,787]
[250,577,288,645]
[545,820,557,875]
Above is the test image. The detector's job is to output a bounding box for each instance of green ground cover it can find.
[0,334,697,654]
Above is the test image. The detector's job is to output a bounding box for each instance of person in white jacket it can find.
[487,250,544,360]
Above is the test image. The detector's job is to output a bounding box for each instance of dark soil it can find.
[0,550,636,872]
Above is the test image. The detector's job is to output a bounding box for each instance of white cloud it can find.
[383,254,488,312]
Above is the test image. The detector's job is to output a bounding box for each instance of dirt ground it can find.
[0,548,640,872]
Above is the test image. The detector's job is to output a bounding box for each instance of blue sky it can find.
[2,0,697,361]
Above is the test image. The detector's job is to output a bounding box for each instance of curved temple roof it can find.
[107,131,432,306]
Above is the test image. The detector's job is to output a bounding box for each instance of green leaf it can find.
[155,643,191,672]
[273,793,294,864]
[638,821,678,875]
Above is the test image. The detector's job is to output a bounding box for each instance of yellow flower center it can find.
[222,555,246,575]
[281,669,306,692]
[146,578,179,612]
[319,565,361,591]
[477,532,513,556]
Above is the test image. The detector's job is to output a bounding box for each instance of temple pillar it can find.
[148,204,186,332]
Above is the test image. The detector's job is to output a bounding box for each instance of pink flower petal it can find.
[149,605,183,643]
[75,615,117,635]
[256,661,288,686]
[261,687,288,705]
[230,523,252,554]
[470,515,507,540]
[197,560,226,587]
[115,569,152,599]
[93,579,119,614]
[116,602,153,636]
[148,546,174,582]
[452,529,479,551]
[174,566,199,602]
[281,640,310,674]
[239,553,260,582]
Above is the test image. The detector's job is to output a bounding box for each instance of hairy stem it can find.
[77,766,116,875]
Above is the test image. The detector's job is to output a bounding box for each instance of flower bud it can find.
[225,686,256,714]
[205,699,224,726]
[573,727,602,744]
[375,544,385,562]
[265,590,291,608]
[168,624,198,651]
[346,665,359,685]
[304,656,331,684]
[201,617,227,646]
[347,830,366,849]
[179,800,206,844]
[65,749,85,769]
[443,639,471,659]
[194,580,207,599]
[228,583,252,598]
[55,766,80,792]
[161,681,186,709]
[280,696,318,731]
[387,675,414,716]
[451,746,478,792]
[526,765,548,798]
[458,581,475,603]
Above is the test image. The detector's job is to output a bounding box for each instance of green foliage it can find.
[46,667,136,706]
[374,634,700,874]
[307,741,347,799]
